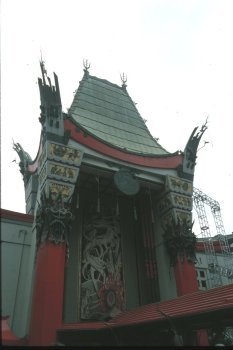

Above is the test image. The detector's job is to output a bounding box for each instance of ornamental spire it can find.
[40,57,47,86]
[181,118,208,179]
[120,72,127,90]
[83,59,91,78]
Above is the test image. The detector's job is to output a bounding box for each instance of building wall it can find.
[1,210,35,338]
[195,251,233,290]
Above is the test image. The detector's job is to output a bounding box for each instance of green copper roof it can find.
[68,72,170,156]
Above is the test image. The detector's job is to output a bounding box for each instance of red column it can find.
[174,255,198,296]
[174,258,209,345]
[196,329,209,346]
[28,241,66,346]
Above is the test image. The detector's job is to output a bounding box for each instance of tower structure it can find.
[14,61,207,346]
[193,187,233,288]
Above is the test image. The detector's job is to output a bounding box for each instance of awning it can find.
[60,284,233,331]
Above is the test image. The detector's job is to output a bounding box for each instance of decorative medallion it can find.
[114,170,139,195]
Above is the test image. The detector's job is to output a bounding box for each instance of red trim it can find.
[29,242,66,346]
[28,141,42,173]
[0,208,33,223]
[64,119,183,168]
[196,241,228,253]
[26,119,183,173]
[174,256,199,296]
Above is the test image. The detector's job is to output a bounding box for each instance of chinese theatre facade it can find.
[12,61,226,346]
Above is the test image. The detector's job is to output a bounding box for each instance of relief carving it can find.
[35,191,73,259]
[163,218,197,266]
[81,214,125,320]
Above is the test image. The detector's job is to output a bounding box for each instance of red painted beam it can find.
[26,119,183,173]
[64,119,183,169]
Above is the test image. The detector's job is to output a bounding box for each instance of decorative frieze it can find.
[165,175,193,195]
[49,162,78,182]
[45,180,75,203]
[39,141,83,167]
[48,142,82,165]
[38,141,83,190]
[158,175,196,266]
[161,209,192,229]
[39,161,79,187]
[36,140,84,251]
[158,192,192,216]
[158,175,193,215]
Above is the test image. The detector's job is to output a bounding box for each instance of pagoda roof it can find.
[68,73,172,157]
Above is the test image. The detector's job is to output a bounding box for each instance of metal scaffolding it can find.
[193,187,232,288]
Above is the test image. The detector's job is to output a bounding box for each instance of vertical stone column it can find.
[28,141,83,345]
[158,176,198,297]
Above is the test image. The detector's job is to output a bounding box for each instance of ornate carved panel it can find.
[158,193,193,215]
[165,176,193,195]
[163,218,197,266]
[80,214,125,320]
[158,175,196,266]
[35,192,72,256]
[48,142,82,165]
[39,162,79,188]
[35,140,83,259]
[161,209,192,229]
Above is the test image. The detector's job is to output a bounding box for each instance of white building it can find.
[195,234,233,290]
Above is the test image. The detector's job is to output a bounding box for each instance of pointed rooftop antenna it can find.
[83,59,90,77]
[40,50,47,86]
[200,115,209,134]
[120,72,127,90]
[197,116,210,152]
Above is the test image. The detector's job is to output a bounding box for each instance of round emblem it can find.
[105,290,116,308]
[114,170,139,195]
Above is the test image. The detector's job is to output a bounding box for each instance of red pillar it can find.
[174,255,198,296]
[196,329,209,346]
[174,256,207,345]
[28,242,66,346]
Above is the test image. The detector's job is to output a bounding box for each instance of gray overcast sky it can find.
[1,0,233,235]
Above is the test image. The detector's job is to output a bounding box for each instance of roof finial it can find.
[120,73,127,90]
[39,50,48,86]
[83,59,90,77]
